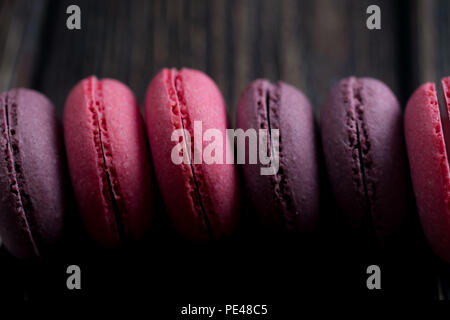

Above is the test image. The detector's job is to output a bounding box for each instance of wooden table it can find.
[0,0,449,304]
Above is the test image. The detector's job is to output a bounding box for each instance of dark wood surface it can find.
[0,0,449,304]
[0,0,436,117]
[0,0,413,116]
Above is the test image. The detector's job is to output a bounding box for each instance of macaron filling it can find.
[256,81,296,230]
[165,69,214,239]
[0,92,39,256]
[86,77,127,243]
[342,78,377,233]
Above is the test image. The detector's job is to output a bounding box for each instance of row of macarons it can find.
[0,68,448,264]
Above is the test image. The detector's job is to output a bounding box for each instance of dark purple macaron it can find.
[321,77,407,244]
[236,79,320,234]
[0,88,67,259]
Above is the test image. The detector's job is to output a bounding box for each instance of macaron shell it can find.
[404,82,450,263]
[321,77,407,242]
[277,82,320,231]
[321,78,367,229]
[145,69,206,241]
[236,80,280,227]
[145,68,239,241]
[0,89,66,259]
[236,80,319,232]
[64,77,152,248]
[179,69,240,238]
[65,79,116,247]
[100,79,153,241]
[353,78,407,240]
[0,91,38,259]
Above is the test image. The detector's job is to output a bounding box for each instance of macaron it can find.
[64,76,153,248]
[145,68,239,241]
[236,79,320,233]
[404,77,450,263]
[321,77,407,244]
[0,88,67,259]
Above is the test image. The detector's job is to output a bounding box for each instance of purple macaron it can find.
[0,88,67,259]
[236,79,320,234]
[321,77,407,244]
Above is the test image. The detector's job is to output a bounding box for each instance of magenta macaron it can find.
[236,79,320,234]
[404,77,450,263]
[64,76,153,248]
[145,68,239,241]
[0,88,67,259]
[321,77,407,244]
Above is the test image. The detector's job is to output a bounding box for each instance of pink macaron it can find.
[145,68,239,241]
[405,77,450,263]
[64,76,153,249]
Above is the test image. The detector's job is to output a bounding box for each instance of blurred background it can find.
[1,0,450,306]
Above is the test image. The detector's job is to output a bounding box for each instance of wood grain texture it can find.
[27,0,406,118]
[0,0,48,91]
[408,0,450,86]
